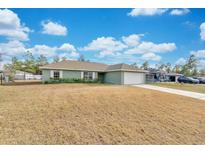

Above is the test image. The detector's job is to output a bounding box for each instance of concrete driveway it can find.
[133,84,205,101]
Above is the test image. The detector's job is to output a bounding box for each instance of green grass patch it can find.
[149,82,205,94]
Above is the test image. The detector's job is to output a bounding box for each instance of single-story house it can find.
[40,60,148,85]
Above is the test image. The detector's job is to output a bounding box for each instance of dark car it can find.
[193,77,205,84]
[178,76,199,84]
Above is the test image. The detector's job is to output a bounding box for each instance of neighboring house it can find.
[40,60,148,85]
[146,68,182,82]
[165,73,182,82]
[146,69,167,82]
[14,70,42,80]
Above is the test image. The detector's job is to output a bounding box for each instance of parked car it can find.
[193,77,205,84]
[178,76,199,84]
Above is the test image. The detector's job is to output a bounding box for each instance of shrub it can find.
[44,78,101,84]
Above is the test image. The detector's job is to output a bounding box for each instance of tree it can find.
[187,54,197,69]
[61,56,67,61]
[4,56,23,73]
[78,55,85,62]
[172,65,181,74]
[4,51,49,75]
[165,63,172,73]
[192,68,198,76]
[23,51,36,74]
[131,62,138,68]
[158,63,166,71]
[181,54,198,76]
[140,61,149,70]
[53,55,60,63]
[199,69,205,76]
[3,56,18,80]
[37,55,48,66]
[36,55,48,74]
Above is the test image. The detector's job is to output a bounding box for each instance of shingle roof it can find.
[40,60,148,73]
[40,60,108,72]
[106,63,147,72]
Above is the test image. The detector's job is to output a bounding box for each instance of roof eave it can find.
[105,69,148,73]
[39,67,106,72]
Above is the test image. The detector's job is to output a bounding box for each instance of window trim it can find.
[53,71,60,80]
[83,71,93,80]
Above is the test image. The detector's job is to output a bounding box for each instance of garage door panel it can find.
[124,72,145,84]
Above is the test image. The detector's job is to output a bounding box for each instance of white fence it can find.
[15,74,42,80]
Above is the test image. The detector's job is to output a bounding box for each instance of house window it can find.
[84,72,93,80]
[53,71,60,79]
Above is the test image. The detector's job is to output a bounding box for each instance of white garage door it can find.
[123,72,145,84]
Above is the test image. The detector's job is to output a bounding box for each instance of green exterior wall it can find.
[62,70,81,79]
[104,71,123,84]
[42,69,81,81]
[42,70,50,81]
[42,69,146,85]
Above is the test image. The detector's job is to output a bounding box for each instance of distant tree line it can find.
[2,51,88,75]
[1,51,205,77]
[133,54,205,77]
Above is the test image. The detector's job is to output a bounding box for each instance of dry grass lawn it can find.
[0,83,205,144]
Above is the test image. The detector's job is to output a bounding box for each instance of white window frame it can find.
[83,71,93,80]
[60,71,63,78]
[50,70,54,78]
[53,71,60,80]
[81,71,84,79]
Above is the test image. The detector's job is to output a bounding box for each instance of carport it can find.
[166,73,182,82]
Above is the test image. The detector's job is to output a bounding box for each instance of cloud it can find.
[200,22,205,41]
[191,50,205,58]
[30,43,79,58]
[70,51,79,57]
[41,21,67,36]
[0,59,11,70]
[197,60,205,68]
[175,57,186,65]
[29,44,57,57]
[81,34,176,63]
[0,40,26,56]
[59,43,76,52]
[170,9,190,16]
[190,49,205,69]
[80,37,127,57]
[127,8,168,17]
[182,21,196,28]
[0,40,79,62]
[141,53,161,61]
[122,34,143,46]
[125,41,176,55]
[0,9,30,41]
[58,51,79,60]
